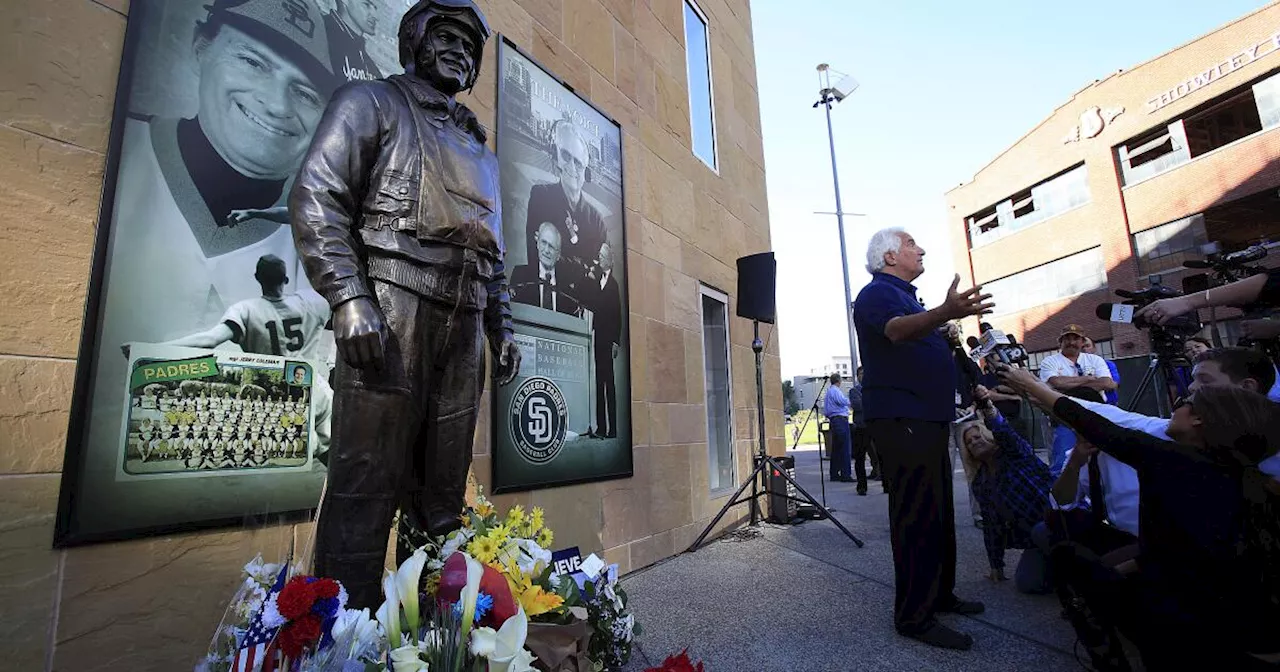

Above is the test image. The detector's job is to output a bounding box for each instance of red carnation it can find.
[277,577,318,620]
[278,613,323,658]
[311,577,340,600]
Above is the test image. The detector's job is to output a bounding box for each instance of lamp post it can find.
[813,63,861,371]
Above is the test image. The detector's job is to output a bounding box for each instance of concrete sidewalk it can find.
[619,447,1081,672]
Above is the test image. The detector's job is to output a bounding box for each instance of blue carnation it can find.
[451,592,494,623]
[312,596,341,618]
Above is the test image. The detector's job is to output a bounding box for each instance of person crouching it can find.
[960,385,1053,591]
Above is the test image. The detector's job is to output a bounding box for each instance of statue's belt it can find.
[365,255,487,311]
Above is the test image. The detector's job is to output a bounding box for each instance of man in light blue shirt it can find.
[824,372,853,482]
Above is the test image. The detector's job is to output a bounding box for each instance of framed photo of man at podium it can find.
[492,37,633,492]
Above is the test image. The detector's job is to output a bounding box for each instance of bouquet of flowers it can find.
[579,564,639,671]
[200,492,639,672]
[197,557,383,672]
[402,493,579,626]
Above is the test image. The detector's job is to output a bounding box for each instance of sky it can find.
[752,0,1271,380]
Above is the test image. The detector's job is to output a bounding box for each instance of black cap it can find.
[255,254,288,286]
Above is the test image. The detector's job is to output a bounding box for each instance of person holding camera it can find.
[997,364,1280,671]
[1037,325,1118,479]
[853,228,994,651]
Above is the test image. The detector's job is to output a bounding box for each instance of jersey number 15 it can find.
[266,318,304,355]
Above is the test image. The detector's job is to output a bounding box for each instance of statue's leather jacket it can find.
[291,74,512,341]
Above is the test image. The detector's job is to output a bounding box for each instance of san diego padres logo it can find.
[509,376,568,464]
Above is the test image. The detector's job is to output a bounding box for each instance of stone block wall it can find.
[0,0,778,669]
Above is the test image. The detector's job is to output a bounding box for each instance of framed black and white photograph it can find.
[492,37,633,493]
[56,0,415,546]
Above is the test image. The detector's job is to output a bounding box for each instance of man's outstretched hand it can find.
[941,274,995,320]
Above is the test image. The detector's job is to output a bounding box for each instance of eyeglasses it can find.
[1172,396,1193,411]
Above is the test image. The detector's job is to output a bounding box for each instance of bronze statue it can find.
[290,0,519,608]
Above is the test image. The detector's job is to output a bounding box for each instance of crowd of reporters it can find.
[951,268,1280,670]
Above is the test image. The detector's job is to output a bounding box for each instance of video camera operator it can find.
[1139,269,1280,402]
[1139,267,1279,327]
[997,364,1280,671]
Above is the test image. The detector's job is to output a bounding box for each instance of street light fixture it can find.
[813,63,861,372]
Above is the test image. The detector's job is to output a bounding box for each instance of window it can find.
[1027,349,1057,375]
[1253,71,1280,129]
[1184,89,1263,157]
[966,165,1089,247]
[683,0,716,169]
[984,248,1107,316]
[1119,70,1280,185]
[1132,214,1209,276]
[700,286,733,492]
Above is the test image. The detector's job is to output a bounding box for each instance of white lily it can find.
[457,554,485,644]
[473,606,533,672]
[388,643,429,672]
[377,569,403,648]
[468,626,498,658]
[396,548,429,643]
[508,649,538,672]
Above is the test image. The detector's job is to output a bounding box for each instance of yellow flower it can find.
[517,585,565,617]
[529,507,545,531]
[486,523,511,544]
[468,535,500,564]
[506,504,525,528]
[474,498,495,519]
[423,572,441,597]
[536,528,554,548]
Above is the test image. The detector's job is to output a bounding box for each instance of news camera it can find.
[1096,277,1202,362]
[1183,243,1269,284]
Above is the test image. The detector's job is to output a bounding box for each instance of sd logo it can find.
[509,376,568,464]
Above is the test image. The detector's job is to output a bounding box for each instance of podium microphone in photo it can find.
[689,252,864,550]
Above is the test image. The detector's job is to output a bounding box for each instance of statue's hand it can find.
[494,337,522,386]
[334,297,387,369]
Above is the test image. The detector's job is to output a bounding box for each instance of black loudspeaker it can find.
[736,252,777,324]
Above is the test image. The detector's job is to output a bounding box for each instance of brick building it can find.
[946,3,1280,393]
[0,0,779,668]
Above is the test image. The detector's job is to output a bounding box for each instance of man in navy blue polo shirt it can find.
[853,227,995,650]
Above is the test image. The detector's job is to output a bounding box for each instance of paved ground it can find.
[619,446,1083,672]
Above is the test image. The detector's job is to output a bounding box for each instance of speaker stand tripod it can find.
[687,321,864,552]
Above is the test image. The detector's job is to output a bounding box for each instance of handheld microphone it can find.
[966,336,981,358]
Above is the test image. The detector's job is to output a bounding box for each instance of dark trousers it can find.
[868,418,957,633]
[827,415,852,480]
[594,344,616,437]
[852,425,876,490]
[315,280,485,609]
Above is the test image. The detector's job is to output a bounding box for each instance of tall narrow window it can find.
[700,287,733,491]
[683,1,717,169]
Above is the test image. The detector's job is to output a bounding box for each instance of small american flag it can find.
[233,564,288,672]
